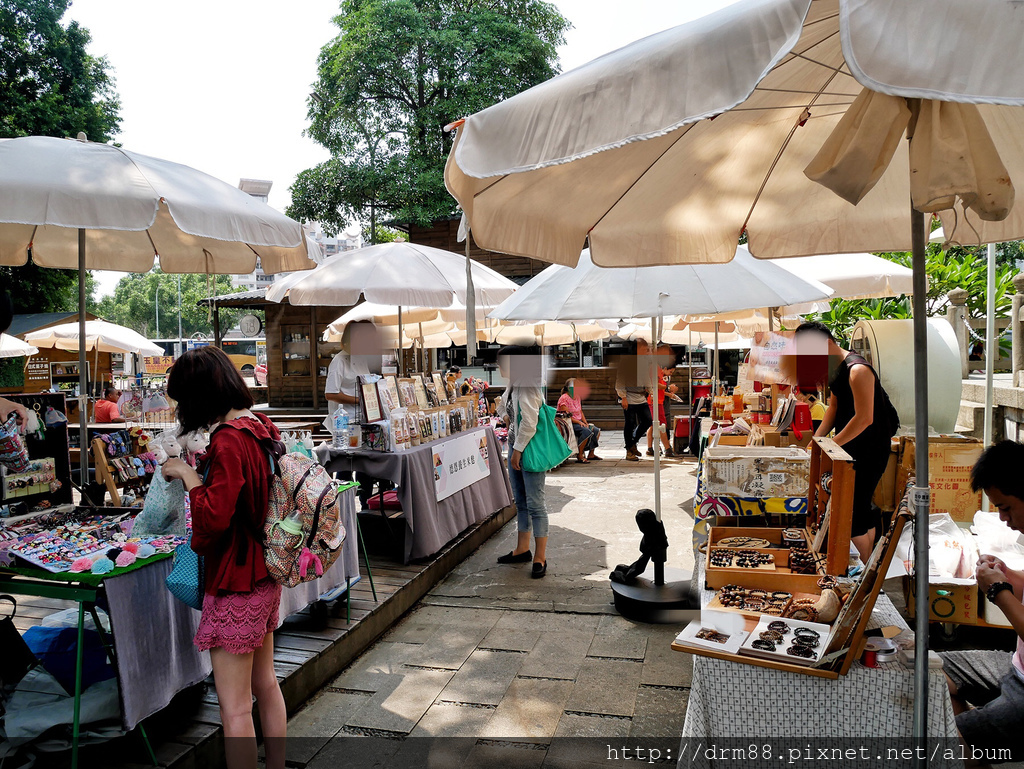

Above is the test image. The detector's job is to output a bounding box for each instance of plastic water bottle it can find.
[332,410,350,449]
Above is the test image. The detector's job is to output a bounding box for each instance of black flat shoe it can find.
[497,549,532,564]
[531,561,547,578]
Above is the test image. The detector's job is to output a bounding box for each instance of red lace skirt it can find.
[194,577,282,654]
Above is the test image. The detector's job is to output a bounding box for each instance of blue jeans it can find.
[507,449,548,538]
[573,423,600,452]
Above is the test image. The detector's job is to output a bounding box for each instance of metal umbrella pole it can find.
[77,229,89,492]
[910,205,931,756]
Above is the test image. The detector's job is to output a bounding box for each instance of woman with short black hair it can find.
[163,346,287,769]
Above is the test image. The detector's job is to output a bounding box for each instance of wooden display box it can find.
[677,511,910,679]
[704,525,823,593]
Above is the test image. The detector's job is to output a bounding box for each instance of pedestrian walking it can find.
[616,339,653,461]
[163,346,287,769]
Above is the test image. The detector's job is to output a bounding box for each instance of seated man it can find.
[94,387,123,423]
[940,440,1024,763]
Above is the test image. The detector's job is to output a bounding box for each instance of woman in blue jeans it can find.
[496,346,548,578]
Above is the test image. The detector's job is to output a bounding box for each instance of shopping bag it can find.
[165,534,205,610]
[0,413,30,473]
[519,402,571,473]
[132,466,187,536]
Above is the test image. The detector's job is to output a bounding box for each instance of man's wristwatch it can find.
[986,581,1014,603]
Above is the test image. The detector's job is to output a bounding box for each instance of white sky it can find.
[66,0,736,297]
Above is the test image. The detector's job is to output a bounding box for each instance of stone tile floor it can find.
[286,448,699,765]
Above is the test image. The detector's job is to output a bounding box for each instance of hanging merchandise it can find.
[0,414,30,474]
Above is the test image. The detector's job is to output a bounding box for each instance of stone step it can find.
[957,400,986,439]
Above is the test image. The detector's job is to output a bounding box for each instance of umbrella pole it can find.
[398,307,403,377]
[77,229,89,497]
[465,228,477,365]
[910,206,930,754]
[714,322,720,390]
[984,242,996,453]
[651,315,663,584]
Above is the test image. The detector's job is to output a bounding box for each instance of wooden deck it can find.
[13,502,515,768]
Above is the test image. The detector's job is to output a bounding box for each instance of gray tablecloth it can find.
[318,426,513,562]
[105,487,362,731]
[104,558,211,731]
[678,562,961,768]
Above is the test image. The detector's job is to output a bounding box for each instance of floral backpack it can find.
[261,451,348,587]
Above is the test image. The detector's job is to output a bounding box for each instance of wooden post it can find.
[311,306,319,410]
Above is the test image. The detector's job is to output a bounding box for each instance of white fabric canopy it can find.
[488,246,831,322]
[0,333,38,359]
[446,0,1024,267]
[617,323,744,348]
[265,241,517,308]
[0,136,312,274]
[25,320,164,356]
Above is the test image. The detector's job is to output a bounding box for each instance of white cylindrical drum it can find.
[849,319,962,434]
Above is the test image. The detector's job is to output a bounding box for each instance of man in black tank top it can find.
[794,322,895,564]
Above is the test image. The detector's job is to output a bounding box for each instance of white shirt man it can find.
[325,351,371,421]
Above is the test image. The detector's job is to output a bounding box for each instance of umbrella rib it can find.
[740,66,843,237]
[586,123,697,247]
[731,101,854,111]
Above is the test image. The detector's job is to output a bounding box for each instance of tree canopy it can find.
[90,272,245,339]
[289,0,570,235]
[0,0,122,312]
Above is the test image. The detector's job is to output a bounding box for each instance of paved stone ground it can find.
[286,447,701,765]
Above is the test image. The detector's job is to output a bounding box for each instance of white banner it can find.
[432,428,491,502]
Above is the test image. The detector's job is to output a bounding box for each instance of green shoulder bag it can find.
[515,390,571,473]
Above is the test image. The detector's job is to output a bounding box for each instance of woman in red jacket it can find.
[163,347,286,769]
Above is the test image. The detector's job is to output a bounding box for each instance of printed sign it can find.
[431,428,490,502]
[143,356,175,374]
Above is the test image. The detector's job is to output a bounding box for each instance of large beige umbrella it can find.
[445,0,1024,726]
[24,320,165,357]
[0,135,314,491]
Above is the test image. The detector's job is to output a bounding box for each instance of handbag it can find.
[165,534,205,610]
[0,595,38,688]
[516,390,571,473]
[133,466,187,537]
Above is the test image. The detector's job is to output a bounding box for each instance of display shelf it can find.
[808,437,854,577]
[90,435,149,507]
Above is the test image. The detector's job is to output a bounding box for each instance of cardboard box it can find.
[904,578,979,624]
[715,435,749,446]
[704,446,810,498]
[895,436,983,522]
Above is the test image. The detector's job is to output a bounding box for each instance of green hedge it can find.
[0,357,26,389]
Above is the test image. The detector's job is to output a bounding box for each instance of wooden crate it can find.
[703,525,823,593]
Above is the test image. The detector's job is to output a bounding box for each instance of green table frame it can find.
[0,574,158,769]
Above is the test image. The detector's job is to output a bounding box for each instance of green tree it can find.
[290,0,570,234]
[0,0,121,310]
[90,272,246,339]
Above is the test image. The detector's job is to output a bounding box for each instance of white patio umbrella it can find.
[24,320,165,356]
[268,241,517,374]
[0,134,314,489]
[0,333,38,359]
[266,241,517,307]
[488,247,832,323]
[491,246,831,533]
[447,0,1024,731]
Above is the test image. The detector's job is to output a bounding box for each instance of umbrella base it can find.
[610,565,698,624]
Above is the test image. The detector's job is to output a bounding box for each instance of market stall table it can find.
[316,425,513,563]
[676,561,962,769]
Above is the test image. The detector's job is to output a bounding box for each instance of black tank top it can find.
[828,353,891,456]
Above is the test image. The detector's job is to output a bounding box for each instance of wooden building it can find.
[203,292,350,410]
[406,217,549,281]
